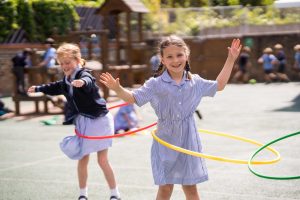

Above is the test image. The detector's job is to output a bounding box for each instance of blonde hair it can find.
[242,46,251,53]
[274,43,283,49]
[263,47,273,54]
[57,43,85,66]
[294,44,300,51]
[154,35,192,79]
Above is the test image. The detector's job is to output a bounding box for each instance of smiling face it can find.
[57,56,79,77]
[161,45,188,79]
[56,43,82,77]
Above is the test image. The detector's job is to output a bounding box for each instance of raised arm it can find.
[216,39,242,91]
[100,72,136,104]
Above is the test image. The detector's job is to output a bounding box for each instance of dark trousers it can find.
[12,67,25,93]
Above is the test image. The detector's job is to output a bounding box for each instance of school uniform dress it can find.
[35,67,114,160]
[114,104,138,132]
[294,52,300,69]
[133,70,217,185]
[261,54,277,73]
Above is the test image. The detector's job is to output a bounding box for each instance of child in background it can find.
[232,46,251,83]
[0,99,14,120]
[150,53,161,75]
[28,43,121,200]
[11,48,32,95]
[100,35,241,200]
[114,104,139,134]
[258,47,278,83]
[293,44,300,79]
[38,38,56,69]
[274,43,290,82]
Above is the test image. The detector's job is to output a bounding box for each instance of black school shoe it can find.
[78,195,88,200]
[110,196,121,200]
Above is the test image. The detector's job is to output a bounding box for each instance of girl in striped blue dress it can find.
[100,35,241,200]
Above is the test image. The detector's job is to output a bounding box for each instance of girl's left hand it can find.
[27,86,37,93]
[228,39,242,60]
[71,79,85,87]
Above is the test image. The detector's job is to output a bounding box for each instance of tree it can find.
[16,0,37,41]
[0,0,15,43]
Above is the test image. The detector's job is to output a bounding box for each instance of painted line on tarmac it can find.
[0,155,65,172]
[203,191,298,200]
[0,177,298,200]
[0,177,156,190]
[0,140,125,172]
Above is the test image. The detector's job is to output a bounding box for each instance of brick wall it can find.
[1,33,299,96]
[185,33,300,81]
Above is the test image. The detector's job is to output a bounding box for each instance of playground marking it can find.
[0,177,296,200]
[0,155,65,172]
[0,138,126,173]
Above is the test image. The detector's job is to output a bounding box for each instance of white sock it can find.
[110,187,120,198]
[80,187,88,197]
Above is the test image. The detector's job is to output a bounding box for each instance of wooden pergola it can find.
[95,0,150,99]
[96,0,149,68]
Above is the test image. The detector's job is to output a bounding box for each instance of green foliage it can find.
[1,0,298,42]
[211,0,229,6]
[239,0,274,6]
[228,0,239,5]
[32,0,79,41]
[0,0,79,43]
[142,0,162,34]
[143,4,300,36]
[158,0,274,7]
[209,0,274,6]
[16,0,37,41]
[142,0,160,12]
[161,0,208,7]
[73,0,105,7]
[0,0,15,43]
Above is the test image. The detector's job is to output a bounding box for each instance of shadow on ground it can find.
[273,93,300,112]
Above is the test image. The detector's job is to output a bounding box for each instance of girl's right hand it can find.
[100,72,121,91]
[27,86,36,93]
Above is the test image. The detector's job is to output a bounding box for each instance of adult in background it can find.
[11,48,32,95]
[38,38,58,82]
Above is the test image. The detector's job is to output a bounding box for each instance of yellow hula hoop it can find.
[151,129,281,165]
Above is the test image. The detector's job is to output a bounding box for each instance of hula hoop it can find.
[108,102,130,110]
[76,122,157,139]
[151,129,280,165]
[75,102,158,139]
[248,131,300,180]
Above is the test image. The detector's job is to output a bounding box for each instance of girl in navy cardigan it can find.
[28,43,121,200]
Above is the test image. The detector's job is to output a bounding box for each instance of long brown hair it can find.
[154,35,192,79]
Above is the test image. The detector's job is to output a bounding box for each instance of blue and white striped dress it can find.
[133,70,217,185]
[60,67,114,160]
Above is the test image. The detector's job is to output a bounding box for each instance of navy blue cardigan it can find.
[36,68,108,124]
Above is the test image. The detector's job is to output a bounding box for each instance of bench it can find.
[12,67,62,115]
[13,93,50,115]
